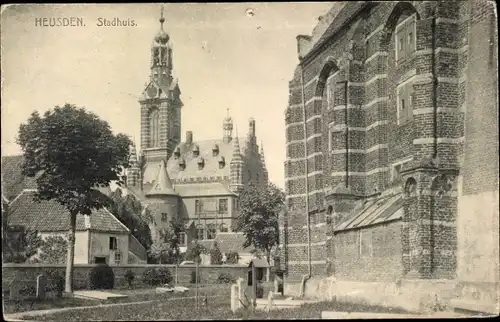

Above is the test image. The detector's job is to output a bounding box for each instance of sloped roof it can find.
[305,2,369,61]
[164,137,247,183]
[214,232,254,254]
[7,190,129,233]
[145,160,178,197]
[1,155,113,199]
[174,182,236,198]
[249,258,270,268]
[1,155,38,200]
[334,193,404,232]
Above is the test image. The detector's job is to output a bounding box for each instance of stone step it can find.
[73,290,128,301]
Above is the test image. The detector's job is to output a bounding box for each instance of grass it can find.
[2,284,231,315]
[18,294,416,321]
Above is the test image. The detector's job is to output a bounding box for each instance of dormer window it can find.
[174,147,181,159]
[178,158,186,171]
[212,144,219,157]
[218,156,225,169]
[193,144,200,157]
[197,156,205,170]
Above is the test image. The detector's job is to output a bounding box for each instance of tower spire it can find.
[159,6,165,29]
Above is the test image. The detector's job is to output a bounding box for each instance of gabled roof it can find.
[145,160,178,197]
[304,2,370,62]
[1,155,38,200]
[7,190,129,233]
[334,193,404,232]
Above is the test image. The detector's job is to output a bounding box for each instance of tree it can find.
[39,235,68,264]
[184,240,207,264]
[236,182,285,265]
[147,218,184,265]
[210,241,223,265]
[17,104,131,294]
[2,201,43,263]
[108,188,153,251]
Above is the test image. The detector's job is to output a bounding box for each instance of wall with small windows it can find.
[181,195,237,242]
[89,232,129,265]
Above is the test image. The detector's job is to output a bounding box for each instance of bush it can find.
[215,272,235,284]
[89,264,115,290]
[210,241,223,265]
[157,267,172,285]
[142,267,160,286]
[189,270,201,284]
[124,269,135,288]
[45,269,65,297]
[19,284,36,298]
[226,252,239,264]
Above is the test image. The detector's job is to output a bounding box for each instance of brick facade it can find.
[281,0,498,297]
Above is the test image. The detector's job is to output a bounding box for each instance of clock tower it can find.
[139,7,183,184]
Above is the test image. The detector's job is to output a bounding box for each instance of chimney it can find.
[186,131,193,145]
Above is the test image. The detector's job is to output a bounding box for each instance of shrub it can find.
[124,269,135,289]
[45,269,65,297]
[142,267,160,286]
[89,264,115,290]
[209,241,223,265]
[215,272,235,284]
[226,252,239,264]
[190,270,201,284]
[157,267,173,285]
[19,284,36,298]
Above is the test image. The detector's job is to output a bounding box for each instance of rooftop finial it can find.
[159,6,165,28]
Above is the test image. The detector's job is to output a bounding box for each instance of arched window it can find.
[149,108,160,147]
[220,223,229,233]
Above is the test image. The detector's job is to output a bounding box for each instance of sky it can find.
[1,3,332,189]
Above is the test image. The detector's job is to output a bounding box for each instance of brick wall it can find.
[2,264,248,290]
[334,221,403,281]
[282,1,467,284]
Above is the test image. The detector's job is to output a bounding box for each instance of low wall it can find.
[2,263,248,290]
[284,277,459,313]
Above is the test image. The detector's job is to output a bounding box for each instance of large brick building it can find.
[281,1,498,313]
[124,10,269,249]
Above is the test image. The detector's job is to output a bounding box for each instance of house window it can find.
[395,15,416,63]
[195,200,203,214]
[161,213,168,222]
[391,164,403,183]
[179,232,187,246]
[397,81,414,125]
[328,123,334,151]
[220,223,229,233]
[218,199,228,214]
[207,224,217,240]
[149,107,160,148]
[109,237,117,250]
[196,225,205,240]
[326,78,335,109]
[114,251,121,265]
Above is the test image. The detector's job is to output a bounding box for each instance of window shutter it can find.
[406,82,414,122]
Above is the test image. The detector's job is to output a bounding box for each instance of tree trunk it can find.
[266,249,271,282]
[65,211,77,295]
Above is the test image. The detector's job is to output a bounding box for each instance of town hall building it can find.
[123,10,269,248]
